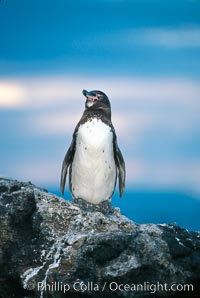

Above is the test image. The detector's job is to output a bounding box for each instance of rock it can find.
[0,178,199,298]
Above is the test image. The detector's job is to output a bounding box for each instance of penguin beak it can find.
[82,89,96,101]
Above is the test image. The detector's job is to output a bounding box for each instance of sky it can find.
[0,0,200,200]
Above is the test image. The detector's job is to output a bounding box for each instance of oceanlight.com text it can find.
[38,281,194,294]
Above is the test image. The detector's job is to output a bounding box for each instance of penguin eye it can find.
[96,94,102,100]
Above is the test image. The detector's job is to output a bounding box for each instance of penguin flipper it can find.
[60,138,75,195]
[114,139,126,197]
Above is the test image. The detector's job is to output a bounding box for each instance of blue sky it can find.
[1,0,200,76]
[0,0,200,200]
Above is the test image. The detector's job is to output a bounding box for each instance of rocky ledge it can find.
[0,178,199,298]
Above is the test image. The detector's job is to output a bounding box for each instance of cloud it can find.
[1,75,199,151]
[1,74,200,153]
[1,74,200,194]
[94,26,200,49]
[27,110,136,138]
[0,81,27,108]
[141,27,200,48]
[126,159,200,197]
[7,159,61,186]
[1,75,200,110]
[29,112,81,135]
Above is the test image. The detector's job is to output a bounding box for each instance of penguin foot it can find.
[74,198,114,215]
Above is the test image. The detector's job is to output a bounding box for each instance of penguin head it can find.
[82,89,111,110]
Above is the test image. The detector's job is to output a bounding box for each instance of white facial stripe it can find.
[87,96,97,100]
[86,101,94,108]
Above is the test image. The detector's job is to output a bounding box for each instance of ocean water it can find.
[49,188,200,232]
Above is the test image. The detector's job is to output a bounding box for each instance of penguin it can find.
[60,89,125,209]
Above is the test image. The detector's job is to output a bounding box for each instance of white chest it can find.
[71,118,116,204]
[77,118,113,150]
